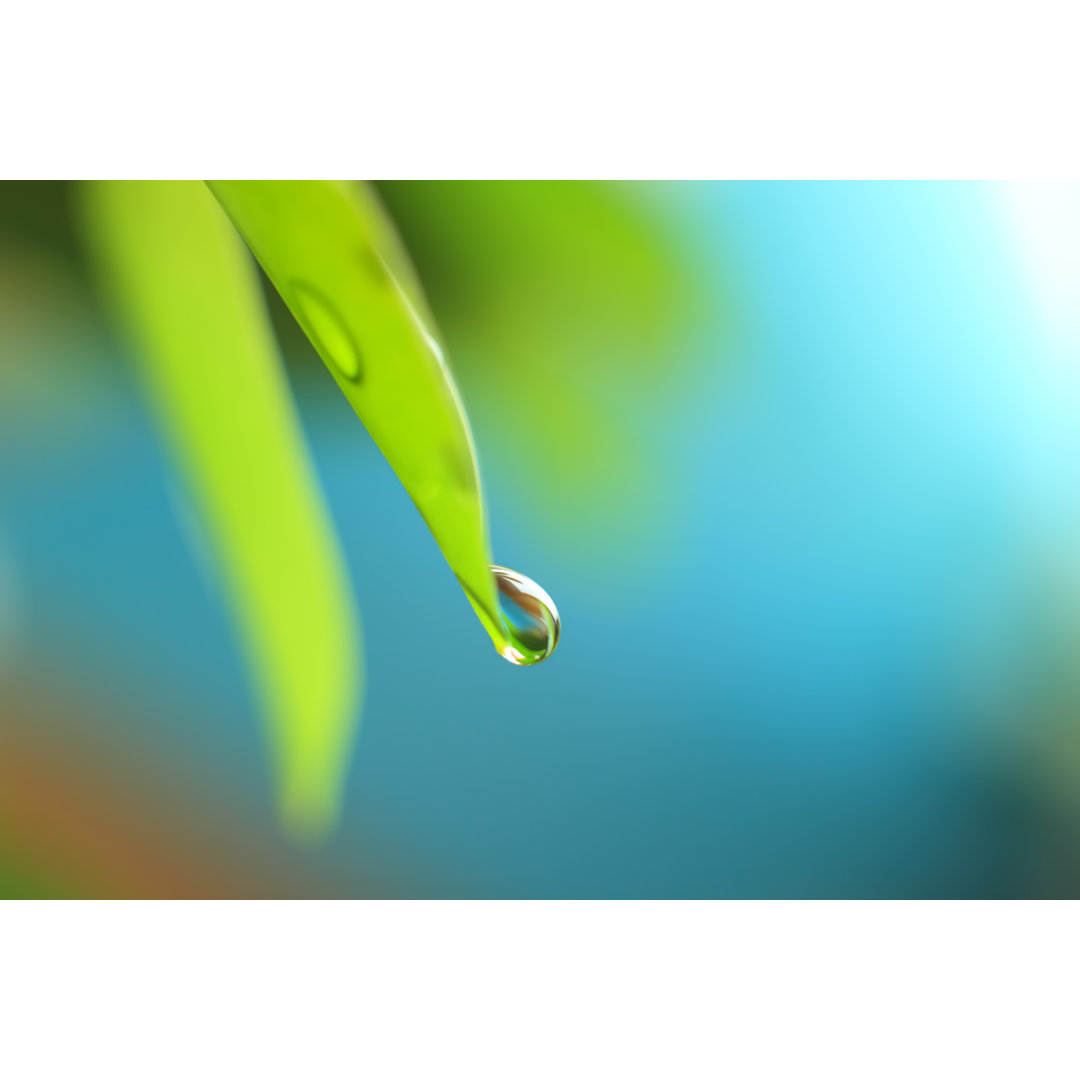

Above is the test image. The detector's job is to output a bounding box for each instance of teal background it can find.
[3,181,1079,897]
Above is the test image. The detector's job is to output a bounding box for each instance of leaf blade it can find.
[82,180,362,838]
[207,180,505,650]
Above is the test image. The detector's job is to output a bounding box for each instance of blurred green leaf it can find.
[81,181,360,838]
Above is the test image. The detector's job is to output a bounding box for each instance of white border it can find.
[2,901,1077,1078]
[3,2,1080,177]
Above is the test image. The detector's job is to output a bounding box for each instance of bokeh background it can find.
[3,180,1080,898]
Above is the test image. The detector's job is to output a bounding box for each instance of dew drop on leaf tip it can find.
[491,564,560,666]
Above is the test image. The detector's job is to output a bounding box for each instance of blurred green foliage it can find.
[376,182,710,542]
[82,182,361,837]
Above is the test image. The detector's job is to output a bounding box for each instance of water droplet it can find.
[491,565,560,666]
[291,281,363,381]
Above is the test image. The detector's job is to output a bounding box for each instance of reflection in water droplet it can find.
[491,565,560,666]
[291,280,363,381]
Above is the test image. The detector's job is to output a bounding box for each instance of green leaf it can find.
[206,181,505,651]
[81,181,361,839]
